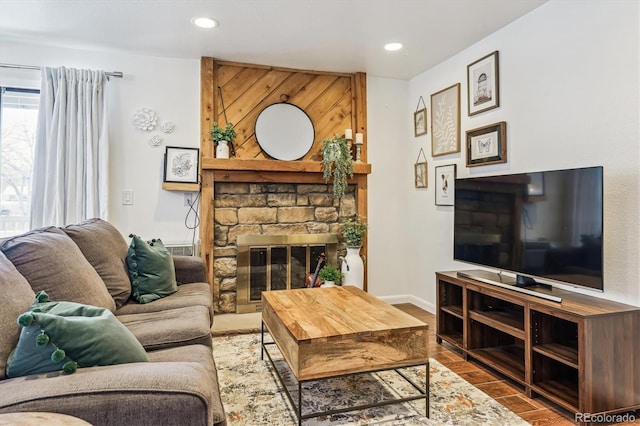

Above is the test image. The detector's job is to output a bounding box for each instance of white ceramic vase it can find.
[216,141,230,159]
[341,246,364,289]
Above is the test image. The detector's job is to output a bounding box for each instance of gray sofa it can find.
[0,219,226,426]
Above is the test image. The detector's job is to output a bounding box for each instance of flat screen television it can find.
[454,166,603,292]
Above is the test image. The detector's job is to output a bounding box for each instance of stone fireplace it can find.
[213,182,355,313]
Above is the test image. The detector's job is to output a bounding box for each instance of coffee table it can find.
[261,286,429,425]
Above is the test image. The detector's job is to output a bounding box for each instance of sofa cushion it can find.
[0,227,116,312]
[0,251,35,380]
[117,305,212,351]
[7,295,148,378]
[62,218,131,309]
[126,235,178,304]
[116,282,213,323]
[0,345,226,426]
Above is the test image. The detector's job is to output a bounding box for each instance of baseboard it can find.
[378,294,435,314]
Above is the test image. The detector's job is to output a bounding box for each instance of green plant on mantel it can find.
[342,216,367,247]
[321,136,354,199]
[210,121,237,146]
[318,264,342,284]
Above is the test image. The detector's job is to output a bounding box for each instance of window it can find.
[0,87,39,237]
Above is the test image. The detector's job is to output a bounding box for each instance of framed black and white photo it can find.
[414,108,427,137]
[164,146,199,183]
[467,51,500,116]
[431,83,460,157]
[435,164,456,206]
[466,122,507,167]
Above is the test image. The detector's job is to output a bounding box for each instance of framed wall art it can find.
[466,121,507,167]
[435,164,456,206]
[164,146,200,183]
[414,108,427,137]
[467,51,500,116]
[414,148,428,188]
[431,83,460,157]
[414,96,427,137]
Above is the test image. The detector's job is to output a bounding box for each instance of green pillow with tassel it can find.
[6,291,148,378]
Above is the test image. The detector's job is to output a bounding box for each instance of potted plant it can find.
[318,264,341,286]
[209,121,237,158]
[342,216,367,247]
[321,136,354,199]
[340,216,367,289]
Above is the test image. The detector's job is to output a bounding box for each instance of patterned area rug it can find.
[213,333,528,425]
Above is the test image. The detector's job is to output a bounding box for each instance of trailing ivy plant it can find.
[321,136,354,200]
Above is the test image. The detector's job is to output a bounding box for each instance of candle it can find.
[345,129,352,139]
[355,133,363,144]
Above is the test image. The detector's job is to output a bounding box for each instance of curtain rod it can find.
[0,63,123,78]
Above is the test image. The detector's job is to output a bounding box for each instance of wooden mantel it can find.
[202,158,371,174]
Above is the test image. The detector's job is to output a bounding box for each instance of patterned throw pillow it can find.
[126,234,177,303]
[7,292,149,378]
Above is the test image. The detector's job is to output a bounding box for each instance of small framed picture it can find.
[414,108,427,137]
[466,122,507,167]
[164,146,200,183]
[467,51,500,116]
[415,162,428,188]
[435,164,456,206]
[431,83,461,157]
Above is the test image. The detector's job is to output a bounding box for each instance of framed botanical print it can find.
[431,83,461,157]
[164,146,199,183]
[467,51,500,116]
[435,164,456,206]
[414,108,427,137]
[415,161,428,188]
[466,122,507,167]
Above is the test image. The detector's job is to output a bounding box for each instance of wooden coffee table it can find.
[261,286,429,424]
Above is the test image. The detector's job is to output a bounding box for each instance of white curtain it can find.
[30,67,109,228]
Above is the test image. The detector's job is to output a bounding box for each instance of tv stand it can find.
[437,270,640,420]
[514,274,551,289]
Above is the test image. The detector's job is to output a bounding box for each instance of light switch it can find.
[122,190,134,205]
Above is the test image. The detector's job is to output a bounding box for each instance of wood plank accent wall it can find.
[199,57,369,299]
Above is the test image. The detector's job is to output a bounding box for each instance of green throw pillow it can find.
[126,234,177,304]
[6,291,149,378]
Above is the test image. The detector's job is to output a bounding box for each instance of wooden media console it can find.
[436,270,640,418]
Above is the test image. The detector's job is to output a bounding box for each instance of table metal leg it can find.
[261,322,264,361]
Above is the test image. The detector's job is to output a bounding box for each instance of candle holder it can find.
[345,128,353,158]
[355,133,363,163]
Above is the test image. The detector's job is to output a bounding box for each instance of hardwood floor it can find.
[393,303,640,426]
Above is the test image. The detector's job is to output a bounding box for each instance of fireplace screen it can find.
[236,234,338,313]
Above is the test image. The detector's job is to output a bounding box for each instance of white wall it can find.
[402,0,639,307]
[0,42,202,244]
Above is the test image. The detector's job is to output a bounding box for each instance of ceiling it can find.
[0,0,547,80]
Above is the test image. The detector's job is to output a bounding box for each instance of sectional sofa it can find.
[0,219,226,426]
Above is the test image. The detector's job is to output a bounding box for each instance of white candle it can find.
[345,129,352,139]
[355,133,363,144]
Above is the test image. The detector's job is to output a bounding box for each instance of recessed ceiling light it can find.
[192,17,219,29]
[384,42,404,52]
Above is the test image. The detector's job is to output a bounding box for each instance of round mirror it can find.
[255,103,315,161]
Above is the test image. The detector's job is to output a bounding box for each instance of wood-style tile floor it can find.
[393,303,640,426]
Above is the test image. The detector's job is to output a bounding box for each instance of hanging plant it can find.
[321,136,354,199]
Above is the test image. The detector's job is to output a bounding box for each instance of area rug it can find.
[213,333,528,425]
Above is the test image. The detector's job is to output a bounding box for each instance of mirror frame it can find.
[255,103,315,161]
